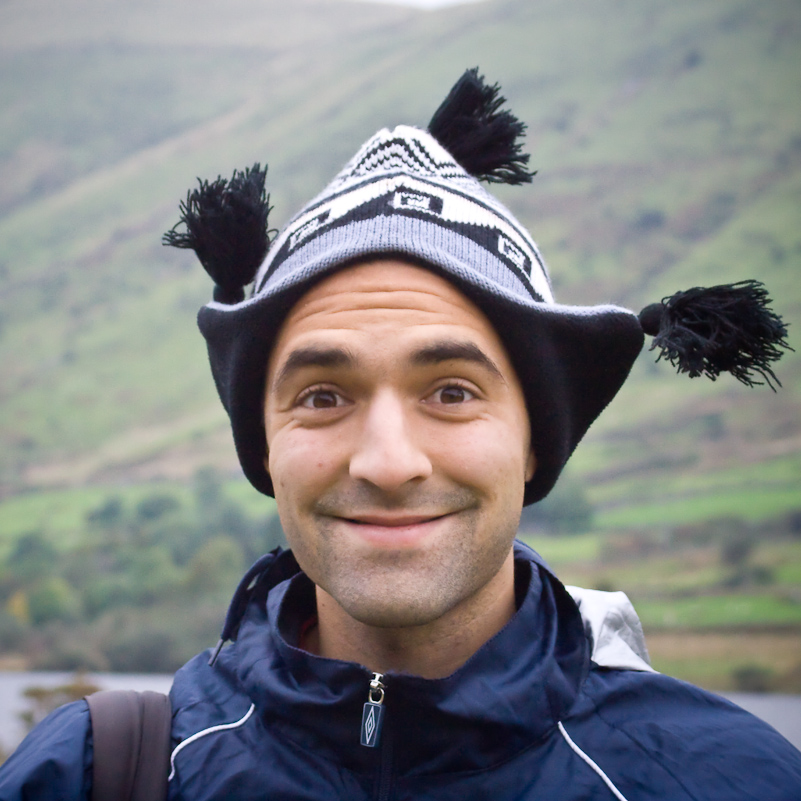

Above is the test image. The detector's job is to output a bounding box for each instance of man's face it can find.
[264,259,535,629]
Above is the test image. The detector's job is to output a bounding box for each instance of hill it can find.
[0,0,799,680]
[1,0,798,512]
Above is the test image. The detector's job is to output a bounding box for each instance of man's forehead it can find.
[276,257,496,335]
[266,258,516,385]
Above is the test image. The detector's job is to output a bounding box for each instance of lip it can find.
[347,514,443,526]
[332,512,453,547]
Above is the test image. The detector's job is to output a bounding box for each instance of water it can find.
[1,673,799,757]
[0,671,174,756]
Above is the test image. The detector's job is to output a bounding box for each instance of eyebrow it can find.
[411,340,504,381]
[271,339,505,393]
[271,346,354,393]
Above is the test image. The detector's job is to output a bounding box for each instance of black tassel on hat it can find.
[428,67,535,185]
[163,163,272,304]
[638,280,791,389]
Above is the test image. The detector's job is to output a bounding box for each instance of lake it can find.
[0,671,174,756]
[1,672,799,756]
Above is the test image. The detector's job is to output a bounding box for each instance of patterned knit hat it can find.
[165,69,789,505]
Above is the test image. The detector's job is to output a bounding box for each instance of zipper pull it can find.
[360,672,386,748]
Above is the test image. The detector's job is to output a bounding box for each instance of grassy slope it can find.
[530,531,801,689]
[0,0,799,533]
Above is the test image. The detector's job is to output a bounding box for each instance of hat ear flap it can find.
[428,67,535,185]
[163,164,272,304]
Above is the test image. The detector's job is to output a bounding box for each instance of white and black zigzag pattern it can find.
[350,137,466,180]
[329,128,476,192]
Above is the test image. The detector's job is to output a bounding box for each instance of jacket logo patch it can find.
[360,702,385,748]
[364,706,376,742]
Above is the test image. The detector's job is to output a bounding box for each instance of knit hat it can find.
[164,69,789,505]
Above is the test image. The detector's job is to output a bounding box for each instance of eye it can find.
[298,388,347,409]
[428,384,475,404]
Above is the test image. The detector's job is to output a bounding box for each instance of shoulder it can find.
[563,666,801,801]
[170,649,253,731]
[168,650,259,793]
[0,700,92,801]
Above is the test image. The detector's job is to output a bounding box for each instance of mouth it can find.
[345,513,448,527]
[332,511,455,547]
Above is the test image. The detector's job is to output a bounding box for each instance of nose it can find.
[349,390,433,492]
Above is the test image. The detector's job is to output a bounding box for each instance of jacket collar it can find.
[216,541,589,775]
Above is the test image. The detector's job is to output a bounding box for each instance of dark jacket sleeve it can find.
[0,700,92,801]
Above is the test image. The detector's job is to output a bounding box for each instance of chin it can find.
[344,599,448,630]
[329,573,466,629]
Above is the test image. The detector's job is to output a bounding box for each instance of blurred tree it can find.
[106,629,179,672]
[194,466,223,520]
[185,537,245,595]
[126,547,184,606]
[136,492,181,522]
[82,574,135,618]
[27,576,82,624]
[518,473,594,534]
[7,531,57,584]
[721,535,753,567]
[262,512,287,554]
[85,496,124,528]
[151,519,206,565]
[5,590,30,625]
[0,609,27,649]
[731,665,773,693]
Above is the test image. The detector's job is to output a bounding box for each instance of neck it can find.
[301,551,517,679]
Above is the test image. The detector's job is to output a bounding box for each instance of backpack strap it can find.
[86,689,172,801]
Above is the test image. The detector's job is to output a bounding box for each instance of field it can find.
[0,0,800,683]
[529,528,801,690]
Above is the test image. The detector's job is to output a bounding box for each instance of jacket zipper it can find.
[360,672,386,748]
[359,673,393,800]
[376,721,394,801]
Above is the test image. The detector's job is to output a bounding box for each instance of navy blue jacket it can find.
[2,542,801,800]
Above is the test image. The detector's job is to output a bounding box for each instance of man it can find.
[2,69,799,800]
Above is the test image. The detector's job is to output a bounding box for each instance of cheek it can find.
[429,419,529,493]
[267,428,345,498]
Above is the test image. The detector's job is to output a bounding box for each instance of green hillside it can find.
[1,0,798,502]
[0,0,800,680]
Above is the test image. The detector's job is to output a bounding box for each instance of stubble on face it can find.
[264,259,534,647]
[308,485,506,628]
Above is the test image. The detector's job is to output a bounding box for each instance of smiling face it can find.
[264,258,535,630]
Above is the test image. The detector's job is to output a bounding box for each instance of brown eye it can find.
[301,390,341,408]
[438,385,473,404]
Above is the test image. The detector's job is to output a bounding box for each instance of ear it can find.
[525,447,536,483]
[263,392,271,474]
